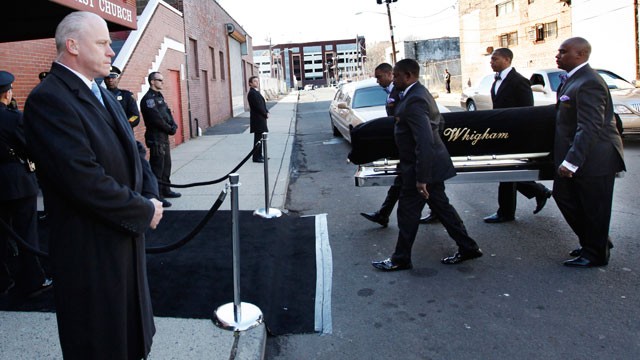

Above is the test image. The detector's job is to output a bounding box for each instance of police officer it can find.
[104,66,140,128]
[140,71,180,207]
[0,70,52,297]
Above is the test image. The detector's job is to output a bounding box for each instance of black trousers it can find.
[379,175,436,220]
[553,174,616,264]
[391,179,478,264]
[149,142,172,196]
[496,181,547,218]
[253,131,264,160]
[0,195,46,292]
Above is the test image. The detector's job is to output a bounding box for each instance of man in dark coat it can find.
[247,75,269,162]
[360,63,438,227]
[371,59,482,271]
[104,65,140,128]
[23,12,164,359]
[483,48,553,223]
[553,37,625,267]
[0,70,51,297]
[141,71,180,207]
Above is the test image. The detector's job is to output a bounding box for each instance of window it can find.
[496,0,514,16]
[529,21,558,42]
[210,47,216,79]
[499,32,518,47]
[189,38,199,78]
[528,0,535,3]
[219,51,225,80]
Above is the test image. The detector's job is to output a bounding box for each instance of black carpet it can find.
[1,211,318,336]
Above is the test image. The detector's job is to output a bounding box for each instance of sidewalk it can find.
[0,91,300,360]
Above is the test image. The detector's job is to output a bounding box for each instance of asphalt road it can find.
[265,87,640,360]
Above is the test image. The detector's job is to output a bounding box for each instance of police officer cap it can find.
[0,70,15,93]
[106,66,121,79]
[38,71,49,81]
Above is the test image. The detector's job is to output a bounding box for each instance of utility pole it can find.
[377,0,398,64]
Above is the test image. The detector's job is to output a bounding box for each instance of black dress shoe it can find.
[371,258,412,271]
[441,249,483,265]
[563,256,606,268]
[569,241,614,257]
[163,191,182,198]
[160,199,172,208]
[26,278,53,298]
[419,214,439,224]
[360,212,389,227]
[253,158,264,163]
[533,188,552,214]
[483,213,515,223]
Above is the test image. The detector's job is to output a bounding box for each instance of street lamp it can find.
[377,0,398,64]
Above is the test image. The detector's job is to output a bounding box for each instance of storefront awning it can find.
[2,0,137,43]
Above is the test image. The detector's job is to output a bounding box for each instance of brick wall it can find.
[182,0,254,130]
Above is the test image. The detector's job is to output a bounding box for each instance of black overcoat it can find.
[23,62,159,360]
[248,87,268,133]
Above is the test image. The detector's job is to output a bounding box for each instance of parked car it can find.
[329,78,449,142]
[460,69,640,134]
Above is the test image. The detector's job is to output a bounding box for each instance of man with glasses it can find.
[141,71,180,207]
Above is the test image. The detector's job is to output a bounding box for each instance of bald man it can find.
[24,11,163,358]
[553,37,625,268]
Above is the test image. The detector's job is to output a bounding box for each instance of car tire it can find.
[466,100,477,111]
[332,123,341,137]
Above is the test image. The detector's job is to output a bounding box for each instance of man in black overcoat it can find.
[23,12,164,359]
[371,59,482,271]
[553,37,625,267]
[247,75,269,162]
[483,48,553,223]
[0,71,51,297]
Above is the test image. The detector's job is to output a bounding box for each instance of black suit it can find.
[0,103,46,294]
[24,62,159,359]
[491,68,548,218]
[248,87,269,160]
[391,82,479,264]
[377,85,402,218]
[553,64,625,264]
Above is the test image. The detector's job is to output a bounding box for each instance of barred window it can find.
[499,32,518,47]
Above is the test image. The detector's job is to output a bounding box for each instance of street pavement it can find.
[0,91,300,360]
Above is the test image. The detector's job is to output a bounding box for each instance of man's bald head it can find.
[556,37,592,72]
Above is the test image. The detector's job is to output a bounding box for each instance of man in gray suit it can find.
[371,59,482,271]
[554,37,625,267]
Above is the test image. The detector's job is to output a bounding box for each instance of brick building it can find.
[0,0,255,147]
[458,0,571,88]
[254,37,366,89]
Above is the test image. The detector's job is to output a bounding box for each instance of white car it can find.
[460,69,640,134]
[329,78,449,142]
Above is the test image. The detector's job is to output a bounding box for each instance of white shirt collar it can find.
[403,81,417,95]
[498,66,513,80]
[567,62,589,78]
[56,61,95,89]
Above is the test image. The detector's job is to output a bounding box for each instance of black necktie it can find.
[492,73,501,95]
[494,73,501,81]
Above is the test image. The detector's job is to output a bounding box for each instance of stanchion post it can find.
[254,133,282,218]
[213,174,263,331]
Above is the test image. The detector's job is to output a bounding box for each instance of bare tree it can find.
[363,41,391,77]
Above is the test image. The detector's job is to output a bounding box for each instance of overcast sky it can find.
[216,0,460,45]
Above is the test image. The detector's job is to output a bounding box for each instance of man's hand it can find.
[149,198,164,229]
[416,182,429,199]
[558,165,574,178]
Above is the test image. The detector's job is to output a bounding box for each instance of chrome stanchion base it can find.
[213,302,263,331]
[253,207,282,218]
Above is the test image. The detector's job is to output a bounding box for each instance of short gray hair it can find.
[55,11,101,55]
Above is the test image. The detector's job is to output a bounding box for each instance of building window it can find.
[499,31,518,47]
[189,38,199,78]
[219,51,225,80]
[210,47,216,79]
[496,0,514,16]
[528,21,558,42]
[528,0,535,3]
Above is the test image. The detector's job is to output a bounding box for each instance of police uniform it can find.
[0,71,49,296]
[104,66,140,128]
[140,88,177,199]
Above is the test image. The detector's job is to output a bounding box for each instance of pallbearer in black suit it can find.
[248,75,269,163]
[371,59,482,271]
[360,63,438,227]
[0,71,51,297]
[483,48,552,223]
[553,37,625,267]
